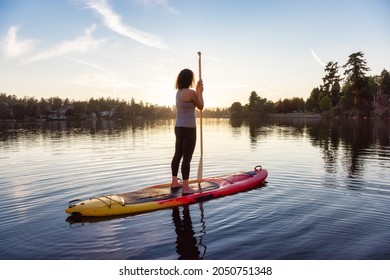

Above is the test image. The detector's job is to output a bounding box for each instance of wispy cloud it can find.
[61,55,141,92]
[135,0,179,15]
[81,0,168,49]
[73,72,141,92]
[28,24,104,63]
[61,55,106,71]
[310,49,326,67]
[2,26,38,59]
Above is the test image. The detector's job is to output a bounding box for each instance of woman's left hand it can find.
[196,79,203,95]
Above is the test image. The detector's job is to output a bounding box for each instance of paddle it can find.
[197,51,203,190]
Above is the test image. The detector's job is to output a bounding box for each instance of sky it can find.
[1,0,389,108]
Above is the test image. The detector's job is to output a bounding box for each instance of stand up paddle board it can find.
[65,165,268,217]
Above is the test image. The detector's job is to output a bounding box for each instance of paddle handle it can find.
[198,52,202,80]
[197,51,203,188]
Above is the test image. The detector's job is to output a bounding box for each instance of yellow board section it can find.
[65,194,181,216]
[66,181,196,216]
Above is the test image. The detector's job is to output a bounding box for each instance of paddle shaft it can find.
[197,52,203,188]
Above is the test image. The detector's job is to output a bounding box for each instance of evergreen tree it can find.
[322,62,341,93]
[343,51,371,116]
[322,62,342,107]
[330,80,341,107]
[248,91,261,113]
[379,69,390,95]
[343,52,370,86]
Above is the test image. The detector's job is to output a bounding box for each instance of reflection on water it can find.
[1,118,389,196]
[240,117,390,190]
[1,118,389,259]
[306,119,389,178]
[0,119,173,140]
[66,200,208,260]
[172,204,207,260]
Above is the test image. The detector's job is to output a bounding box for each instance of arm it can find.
[180,80,204,110]
[192,79,204,110]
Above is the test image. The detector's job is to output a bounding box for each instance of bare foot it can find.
[171,177,182,189]
[182,187,197,196]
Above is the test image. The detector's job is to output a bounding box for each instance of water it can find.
[0,118,389,260]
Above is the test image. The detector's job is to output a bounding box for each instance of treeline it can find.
[230,52,390,119]
[0,94,229,121]
[306,51,390,118]
[0,95,173,121]
[2,52,389,122]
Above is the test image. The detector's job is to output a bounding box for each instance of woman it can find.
[171,68,204,195]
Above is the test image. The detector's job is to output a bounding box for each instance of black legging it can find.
[171,127,197,180]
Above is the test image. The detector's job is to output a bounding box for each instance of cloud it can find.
[61,55,141,91]
[135,0,179,15]
[2,26,38,59]
[62,55,105,71]
[81,0,168,49]
[27,24,104,62]
[73,72,141,92]
[310,49,326,67]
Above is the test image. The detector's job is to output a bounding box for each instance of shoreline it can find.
[268,113,322,119]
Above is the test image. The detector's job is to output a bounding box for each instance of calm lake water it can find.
[0,118,389,260]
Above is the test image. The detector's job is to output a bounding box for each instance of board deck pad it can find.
[119,181,219,204]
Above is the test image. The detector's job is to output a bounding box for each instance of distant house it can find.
[48,105,72,120]
[100,108,117,119]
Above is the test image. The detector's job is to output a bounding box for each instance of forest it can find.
[230,52,390,119]
[1,52,389,122]
[0,94,230,121]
